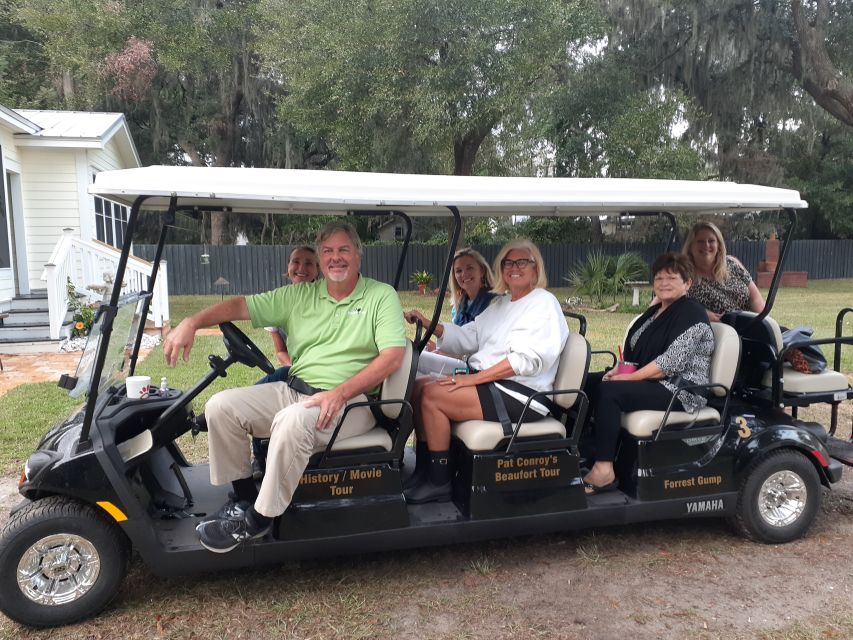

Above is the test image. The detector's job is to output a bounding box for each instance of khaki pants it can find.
[205,382,374,517]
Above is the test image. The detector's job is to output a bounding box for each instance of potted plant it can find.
[410,270,433,295]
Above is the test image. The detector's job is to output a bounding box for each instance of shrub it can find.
[565,251,647,307]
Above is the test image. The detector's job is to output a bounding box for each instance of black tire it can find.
[0,496,129,628]
[729,448,822,544]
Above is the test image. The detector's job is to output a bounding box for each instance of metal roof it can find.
[16,110,125,140]
[13,109,141,166]
[90,165,808,216]
[0,105,40,134]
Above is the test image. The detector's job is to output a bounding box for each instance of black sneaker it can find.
[199,493,249,525]
[196,513,272,553]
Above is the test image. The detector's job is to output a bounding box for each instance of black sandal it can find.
[583,480,618,495]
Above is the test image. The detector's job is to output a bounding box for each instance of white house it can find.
[0,105,167,345]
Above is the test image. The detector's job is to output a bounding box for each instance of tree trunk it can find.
[452,125,492,176]
[61,69,74,103]
[788,0,853,128]
[591,216,603,244]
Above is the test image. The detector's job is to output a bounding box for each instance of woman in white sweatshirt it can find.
[403,239,568,504]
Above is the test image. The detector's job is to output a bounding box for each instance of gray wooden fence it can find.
[135,239,853,295]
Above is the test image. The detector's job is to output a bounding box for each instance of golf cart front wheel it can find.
[0,496,129,627]
[730,449,821,544]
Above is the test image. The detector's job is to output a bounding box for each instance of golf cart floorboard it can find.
[138,463,692,577]
[825,436,853,467]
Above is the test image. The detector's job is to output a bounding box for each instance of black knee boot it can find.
[402,440,429,490]
[403,450,452,504]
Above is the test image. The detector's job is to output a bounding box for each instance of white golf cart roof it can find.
[90,165,807,215]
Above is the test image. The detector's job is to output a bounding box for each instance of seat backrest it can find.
[552,332,591,409]
[764,316,784,352]
[726,310,783,352]
[709,321,741,396]
[379,340,414,418]
[622,314,643,352]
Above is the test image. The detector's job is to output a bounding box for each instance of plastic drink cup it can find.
[616,361,638,375]
[126,375,151,399]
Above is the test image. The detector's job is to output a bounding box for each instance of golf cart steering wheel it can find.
[219,322,275,375]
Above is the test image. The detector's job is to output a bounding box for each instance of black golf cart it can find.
[1,167,851,628]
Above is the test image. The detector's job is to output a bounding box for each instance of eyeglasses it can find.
[501,258,535,269]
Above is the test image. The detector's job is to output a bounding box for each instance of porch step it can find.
[0,339,64,354]
[7,294,49,312]
[0,325,69,342]
[0,291,75,345]
[1,309,72,326]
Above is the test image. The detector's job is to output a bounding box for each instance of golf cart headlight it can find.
[23,451,53,482]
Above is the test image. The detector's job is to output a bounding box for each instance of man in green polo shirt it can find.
[163,221,406,553]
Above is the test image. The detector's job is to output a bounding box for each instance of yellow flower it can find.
[75,321,85,330]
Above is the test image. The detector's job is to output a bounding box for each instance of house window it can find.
[94,195,128,248]
[394,225,404,241]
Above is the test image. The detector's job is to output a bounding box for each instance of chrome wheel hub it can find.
[17,534,100,605]
[758,470,807,527]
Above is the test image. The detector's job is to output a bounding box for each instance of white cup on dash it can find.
[126,375,151,399]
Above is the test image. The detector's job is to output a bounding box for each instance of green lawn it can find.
[0,280,850,473]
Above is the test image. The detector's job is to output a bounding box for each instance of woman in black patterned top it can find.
[582,253,714,494]
[683,221,765,321]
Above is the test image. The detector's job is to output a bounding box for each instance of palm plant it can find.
[566,251,612,306]
[565,251,648,307]
[610,253,648,300]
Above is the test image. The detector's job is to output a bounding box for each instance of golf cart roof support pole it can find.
[419,206,461,350]
[392,211,413,291]
[753,208,797,324]
[661,211,677,251]
[79,194,151,444]
[626,211,677,252]
[129,195,177,376]
[831,307,853,435]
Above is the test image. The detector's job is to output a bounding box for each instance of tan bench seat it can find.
[622,407,721,438]
[312,340,414,455]
[316,427,393,453]
[747,314,850,395]
[451,331,590,452]
[620,322,740,439]
[453,418,566,451]
[762,365,850,395]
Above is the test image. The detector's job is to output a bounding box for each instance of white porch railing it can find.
[41,228,170,340]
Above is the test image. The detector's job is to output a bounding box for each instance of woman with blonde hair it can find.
[402,239,567,503]
[448,247,496,325]
[416,247,496,376]
[682,221,764,321]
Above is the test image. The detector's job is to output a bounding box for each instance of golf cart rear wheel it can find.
[0,496,129,627]
[730,449,821,544]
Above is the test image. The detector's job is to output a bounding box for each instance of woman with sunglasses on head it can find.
[403,239,568,504]
[417,247,497,377]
